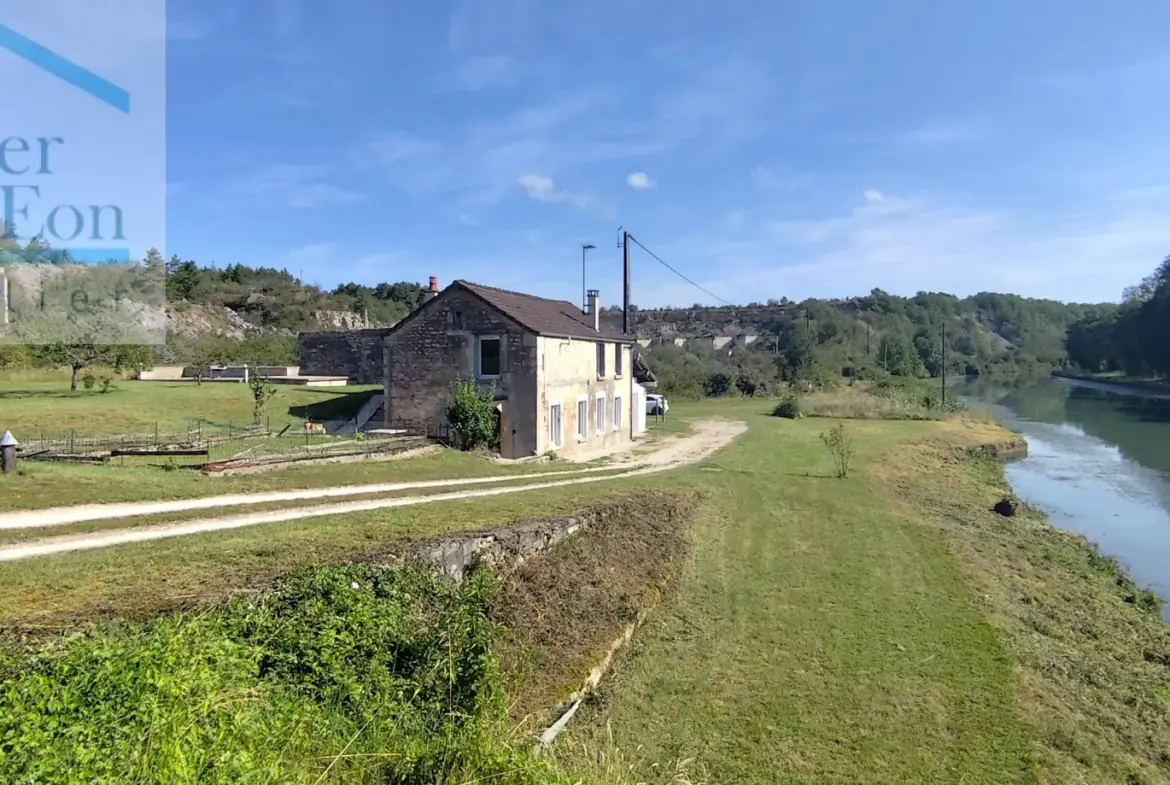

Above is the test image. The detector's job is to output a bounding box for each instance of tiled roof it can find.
[456,280,634,343]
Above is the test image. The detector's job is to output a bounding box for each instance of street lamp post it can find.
[581,243,596,312]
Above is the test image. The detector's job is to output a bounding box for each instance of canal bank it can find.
[960,376,1170,619]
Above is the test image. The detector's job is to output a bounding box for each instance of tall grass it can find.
[0,564,564,784]
[801,378,978,421]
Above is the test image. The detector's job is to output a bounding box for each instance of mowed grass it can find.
[0,445,588,511]
[560,411,1039,784]
[0,377,380,436]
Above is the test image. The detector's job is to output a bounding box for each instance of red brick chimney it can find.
[429,276,439,298]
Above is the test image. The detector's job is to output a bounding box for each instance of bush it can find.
[97,375,115,394]
[0,564,556,784]
[446,378,497,451]
[772,392,802,419]
[820,422,856,478]
[80,373,96,390]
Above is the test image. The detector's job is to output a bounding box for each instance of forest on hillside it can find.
[638,288,1112,399]
[1065,254,1170,379]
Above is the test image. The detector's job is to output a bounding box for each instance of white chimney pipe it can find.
[586,289,600,331]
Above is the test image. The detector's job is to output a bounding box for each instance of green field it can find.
[0,378,381,437]
[3,396,1167,783]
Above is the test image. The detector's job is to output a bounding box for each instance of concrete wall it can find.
[384,287,538,458]
[138,365,185,380]
[297,328,394,384]
[535,337,633,459]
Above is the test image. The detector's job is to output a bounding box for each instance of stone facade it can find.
[384,288,539,457]
[297,328,394,384]
[384,286,635,460]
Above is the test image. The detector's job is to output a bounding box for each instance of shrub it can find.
[247,366,277,425]
[80,373,96,390]
[446,378,497,451]
[97,375,115,394]
[820,421,856,478]
[772,391,802,419]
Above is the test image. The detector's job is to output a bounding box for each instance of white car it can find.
[646,394,669,415]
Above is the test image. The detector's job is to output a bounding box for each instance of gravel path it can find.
[0,421,745,562]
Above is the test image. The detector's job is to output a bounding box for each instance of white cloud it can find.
[627,172,656,189]
[517,173,590,208]
[225,163,365,208]
[862,189,887,204]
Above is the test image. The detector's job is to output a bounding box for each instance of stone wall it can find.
[297,328,394,384]
[384,288,538,456]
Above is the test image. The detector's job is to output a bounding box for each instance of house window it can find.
[476,336,501,379]
[614,395,623,431]
[595,392,607,434]
[576,396,589,441]
[548,401,563,449]
[614,344,623,378]
[596,342,606,378]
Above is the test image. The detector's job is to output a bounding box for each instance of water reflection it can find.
[959,376,1170,617]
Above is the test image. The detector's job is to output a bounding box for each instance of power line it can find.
[626,234,734,306]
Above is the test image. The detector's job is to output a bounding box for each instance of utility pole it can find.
[622,230,631,334]
[941,322,947,407]
[581,243,595,313]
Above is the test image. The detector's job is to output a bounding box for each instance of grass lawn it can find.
[0,444,597,511]
[0,378,381,437]
[2,395,1164,782]
[559,410,1041,784]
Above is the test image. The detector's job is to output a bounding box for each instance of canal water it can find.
[960,376,1170,616]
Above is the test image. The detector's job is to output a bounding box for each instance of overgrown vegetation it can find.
[447,378,498,451]
[0,563,559,784]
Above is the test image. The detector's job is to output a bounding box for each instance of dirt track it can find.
[0,420,745,562]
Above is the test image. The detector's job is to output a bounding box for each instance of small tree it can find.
[820,422,856,478]
[446,378,497,451]
[247,365,277,426]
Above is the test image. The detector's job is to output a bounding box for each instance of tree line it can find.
[1065,254,1170,378]
[640,289,1108,398]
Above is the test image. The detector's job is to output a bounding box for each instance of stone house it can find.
[384,280,637,459]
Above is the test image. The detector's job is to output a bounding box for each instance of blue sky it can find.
[164,0,1170,307]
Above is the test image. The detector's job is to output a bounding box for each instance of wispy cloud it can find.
[225,163,365,209]
[896,121,988,146]
[287,242,339,265]
[627,172,656,189]
[643,186,1170,305]
[517,174,590,208]
[443,55,520,91]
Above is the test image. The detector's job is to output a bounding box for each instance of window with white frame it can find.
[476,336,502,379]
[595,392,607,434]
[614,344,623,377]
[548,401,563,449]
[576,396,589,441]
[613,394,623,430]
[596,342,606,378]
